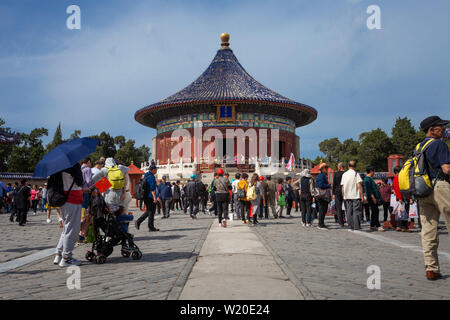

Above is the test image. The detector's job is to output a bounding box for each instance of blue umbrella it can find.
[33,137,99,178]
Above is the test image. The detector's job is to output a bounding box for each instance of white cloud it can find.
[2,0,450,159]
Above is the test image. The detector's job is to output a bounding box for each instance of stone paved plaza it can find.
[0,204,449,300]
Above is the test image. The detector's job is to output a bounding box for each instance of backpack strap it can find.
[415,138,436,153]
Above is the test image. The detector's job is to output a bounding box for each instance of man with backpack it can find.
[135,178,145,210]
[237,173,250,223]
[157,176,173,219]
[135,165,159,231]
[364,166,384,232]
[265,176,277,219]
[14,179,31,226]
[232,173,241,219]
[284,177,295,218]
[171,181,183,211]
[214,169,232,227]
[298,169,315,227]
[341,161,364,231]
[333,163,346,228]
[185,174,202,219]
[416,116,450,280]
[208,173,218,216]
[51,162,85,267]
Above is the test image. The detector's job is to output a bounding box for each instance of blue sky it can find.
[1,0,449,160]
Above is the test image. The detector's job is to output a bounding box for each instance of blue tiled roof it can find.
[0,172,47,180]
[135,45,317,128]
[0,130,20,145]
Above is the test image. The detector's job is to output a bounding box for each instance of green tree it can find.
[358,128,394,171]
[0,118,15,171]
[69,129,82,139]
[46,122,64,152]
[391,117,420,158]
[89,131,117,161]
[8,128,48,172]
[114,135,126,148]
[115,139,150,165]
[318,138,342,166]
[338,138,361,168]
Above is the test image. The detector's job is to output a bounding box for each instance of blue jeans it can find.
[117,214,134,233]
[82,193,90,210]
[41,198,47,212]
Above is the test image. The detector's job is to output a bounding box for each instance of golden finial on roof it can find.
[220,33,230,49]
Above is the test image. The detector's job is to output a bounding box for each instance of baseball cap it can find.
[149,165,157,171]
[259,176,265,181]
[217,168,224,175]
[190,174,196,179]
[420,116,449,133]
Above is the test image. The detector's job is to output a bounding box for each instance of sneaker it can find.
[149,227,160,232]
[134,221,140,230]
[242,220,247,224]
[301,222,306,227]
[46,218,51,223]
[59,258,81,267]
[32,212,36,216]
[53,255,62,265]
[306,223,312,227]
[218,223,223,227]
[377,227,385,232]
[317,226,328,230]
[222,219,227,228]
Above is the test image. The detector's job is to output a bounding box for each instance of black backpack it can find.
[47,171,75,207]
[173,185,181,199]
[300,177,311,194]
[142,176,151,198]
[135,182,144,200]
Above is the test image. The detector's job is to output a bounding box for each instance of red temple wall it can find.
[155,127,295,164]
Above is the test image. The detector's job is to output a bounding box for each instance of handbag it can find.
[277,193,286,206]
[409,203,418,218]
[316,188,331,202]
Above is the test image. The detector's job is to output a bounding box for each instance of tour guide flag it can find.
[95,177,112,194]
[286,153,295,171]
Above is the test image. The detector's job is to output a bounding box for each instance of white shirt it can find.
[341,169,362,200]
[232,179,240,193]
[91,167,101,176]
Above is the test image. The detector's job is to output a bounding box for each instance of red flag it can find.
[95,177,111,194]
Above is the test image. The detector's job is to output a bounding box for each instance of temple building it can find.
[135,34,317,180]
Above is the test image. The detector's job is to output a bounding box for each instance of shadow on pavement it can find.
[160,227,208,232]
[103,251,195,264]
[1,246,55,253]
[134,235,185,241]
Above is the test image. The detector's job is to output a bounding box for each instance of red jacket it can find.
[393,175,402,201]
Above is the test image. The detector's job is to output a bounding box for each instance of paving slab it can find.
[179,220,304,300]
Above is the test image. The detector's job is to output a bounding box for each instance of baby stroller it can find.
[85,190,142,264]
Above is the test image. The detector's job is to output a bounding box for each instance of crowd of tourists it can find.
[0,115,448,281]
[128,162,413,232]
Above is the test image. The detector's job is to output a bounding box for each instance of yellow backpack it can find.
[398,138,436,199]
[107,166,125,190]
[246,184,257,201]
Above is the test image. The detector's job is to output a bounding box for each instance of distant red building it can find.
[387,154,404,178]
[310,163,336,184]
